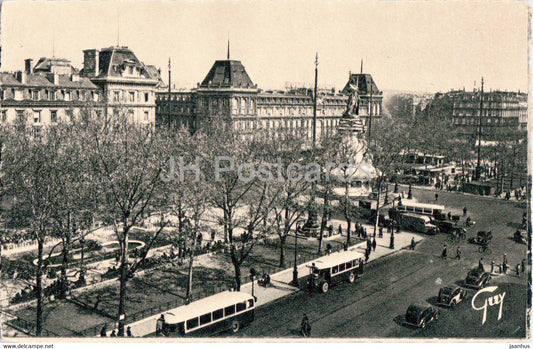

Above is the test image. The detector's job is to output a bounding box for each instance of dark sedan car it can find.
[464,268,491,289]
[437,285,467,307]
[404,303,438,328]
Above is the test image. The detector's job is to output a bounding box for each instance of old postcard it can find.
[0,0,530,346]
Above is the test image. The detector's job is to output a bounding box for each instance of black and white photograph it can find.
[0,0,530,345]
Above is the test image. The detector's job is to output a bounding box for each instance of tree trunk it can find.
[186,251,194,303]
[36,238,43,336]
[117,224,130,337]
[319,189,329,254]
[373,177,383,237]
[279,234,286,268]
[344,182,351,244]
[59,234,70,299]
[230,250,241,291]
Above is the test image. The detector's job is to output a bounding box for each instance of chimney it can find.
[53,73,59,85]
[83,49,99,77]
[24,59,34,74]
[16,71,28,84]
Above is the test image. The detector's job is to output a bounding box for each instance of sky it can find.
[0,0,530,93]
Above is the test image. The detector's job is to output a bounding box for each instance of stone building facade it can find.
[156,58,383,138]
[0,46,162,127]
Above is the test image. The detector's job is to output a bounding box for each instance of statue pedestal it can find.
[301,207,320,237]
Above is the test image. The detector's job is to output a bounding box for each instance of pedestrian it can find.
[447,211,452,220]
[516,263,521,277]
[156,314,165,335]
[372,238,377,251]
[478,258,484,271]
[110,330,116,337]
[491,260,495,274]
[463,206,467,217]
[441,244,447,259]
[338,225,343,236]
[127,326,133,337]
[301,313,311,337]
[365,248,370,262]
[343,241,348,251]
[100,325,107,337]
[456,246,461,260]
[503,253,508,273]
[326,243,332,255]
[435,193,439,201]
[366,238,371,250]
[410,237,416,250]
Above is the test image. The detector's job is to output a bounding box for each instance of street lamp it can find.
[249,268,257,301]
[290,220,305,287]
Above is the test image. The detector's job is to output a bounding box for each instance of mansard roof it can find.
[199,60,255,89]
[341,73,382,96]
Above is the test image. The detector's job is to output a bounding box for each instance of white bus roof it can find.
[309,249,365,270]
[399,200,445,211]
[163,290,254,324]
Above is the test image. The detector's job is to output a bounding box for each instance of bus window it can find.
[346,261,352,269]
[332,266,339,274]
[213,309,223,321]
[200,313,212,326]
[423,208,432,214]
[186,317,199,330]
[339,263,346,272]
[407,206,414,212]
[224,305,236,317]
[415,207,423,213]
[248,299,254,308]
[236,302,246,312]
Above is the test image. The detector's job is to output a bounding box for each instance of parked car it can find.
[514,229,527,245]
[437,285,467,307]
[470,231,493,245]
[464,268,491,289]
[404,303,438,328]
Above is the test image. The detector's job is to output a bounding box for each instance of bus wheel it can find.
[321,281,329,294]
[230,320,240,333]
[347,272,356,284]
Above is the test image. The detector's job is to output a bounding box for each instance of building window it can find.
[51,110,58,123]
[33,110,41,123]
[144,111,149,121]
[114,91,121,102]
[130,92,135,102]
[145,92,149,102]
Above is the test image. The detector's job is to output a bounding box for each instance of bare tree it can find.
[1,119,64,336]
[85,110,172,336]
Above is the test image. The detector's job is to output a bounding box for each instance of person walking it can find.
[410,237,416,250]
[478,258,484,271]
[126,326,133,337]
[100,325,107,337]
[503,253,508,273]
[435,193,439,201]
[338,225,343,236]
[301,314,311,337]
[110,330,117,337]
[456,246,461,260]
[463,206,467,217]
[156,314,165,336]
[372,238,377,252]
[441,244,447,259]
[378,226,383,238]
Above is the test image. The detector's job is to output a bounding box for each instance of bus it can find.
[161,290,255,336]
[399,212,437,234]
[307,249,365,294]
[396,200,445,219]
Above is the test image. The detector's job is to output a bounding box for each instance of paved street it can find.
[226,186,529,339]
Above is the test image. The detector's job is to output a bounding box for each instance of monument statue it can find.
[344,83,360,117]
